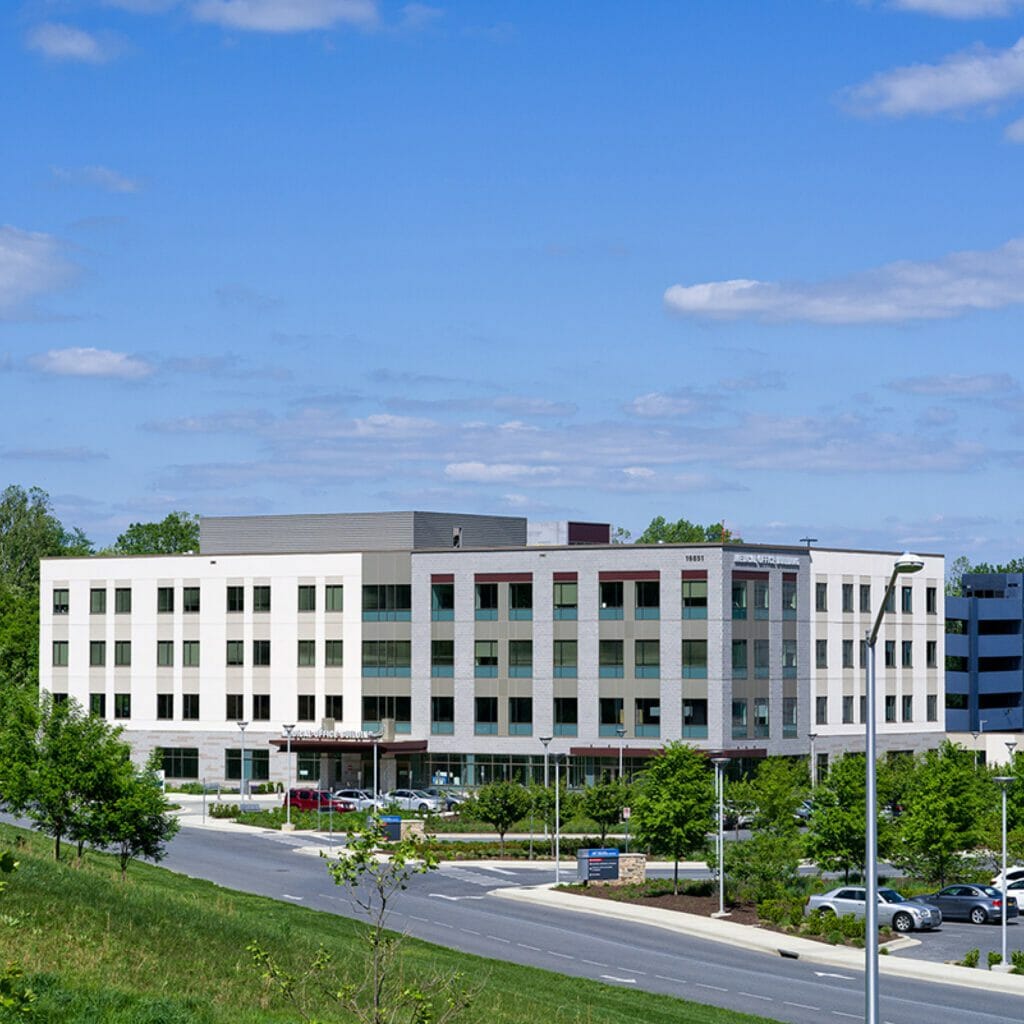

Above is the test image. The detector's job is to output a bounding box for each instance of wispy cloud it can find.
[0,226,72,316]
[1005,116,1024,141]
[0,446,108,462]
[51,165,140,193]
[445,462,559,483]
[27,23,124,63]
[30,347,154,379]
[398,3,442,30]
[846,37,1024,116]
[664,236,1024,324]
[190,0,378,33]
[889,372,1018,396]
[889,0,1024,16]
[628,391,710,418]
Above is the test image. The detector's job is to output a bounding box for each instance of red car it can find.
[284,788,357,813]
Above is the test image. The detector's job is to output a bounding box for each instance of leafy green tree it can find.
[631,743,714,893]
[473,781,531,852]
[580,779,629,843]
[804,753,878,882]
[945,554,972,596]
[635,515,742,545]
[107,511,199,555]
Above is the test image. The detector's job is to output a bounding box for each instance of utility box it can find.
[576,847,620,883]
[381,815,403,842]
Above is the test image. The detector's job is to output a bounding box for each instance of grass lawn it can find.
[0,823,782,1024]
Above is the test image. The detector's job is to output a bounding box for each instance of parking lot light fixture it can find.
[997,739,1017,972]
[711,756,731,917]
[808,732,818,788]
[237,720,249,798]
[553,751,564,886]
[616,724,626,780]
[865,553,924,1024]
[539,736,552,842]
[282,724,295,829]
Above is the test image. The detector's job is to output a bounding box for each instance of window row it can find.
[812,638,938,671]
[64,639,344,669]
[55,583,345,616]
[814,692,939,725]
[731,579,798,621]
[730,697,799,739]
[815,581,938,616]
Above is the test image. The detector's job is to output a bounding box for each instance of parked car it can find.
[423,787,464,811]
[804,886,942,932]
[333,788,385,811]
[794,798,814,822]
[919,884,1018,924]
[284,788,357,814]
[384,789,442,812]
[990,865,1024,888]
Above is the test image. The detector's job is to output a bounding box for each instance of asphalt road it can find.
[159,825,1024,1024]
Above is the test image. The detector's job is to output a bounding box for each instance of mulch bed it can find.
[568,885,762,926]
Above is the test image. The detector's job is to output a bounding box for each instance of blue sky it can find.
[4,0,1024,559]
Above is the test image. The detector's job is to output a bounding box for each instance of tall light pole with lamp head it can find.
[539,736,552,842]
[711,756,731,918]
[864,553,924,1024]
[237,720,249,798]
[282,723,295,830]
[808,732,818,789]
[996,739,1017,972]
[553,750,564,885]
[616,724,626,780]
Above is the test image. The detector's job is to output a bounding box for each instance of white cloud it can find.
[664,236,1024,324]
[103,0,180,11]
[890,0,1024,16]
[445,462,559,483]
[890,372,1018,396]
[1005,116,1024,141]
[847,37,1024,116]
[1,446,108,462]
[353,413,436,436]
[628,392,704,417]
[30,347,153,379]
[398,3,442,30]
[622,466,654,479]
[189,0,378,32]
[51,165,140,193]
[0,226,71,315]
[27,23,123,63]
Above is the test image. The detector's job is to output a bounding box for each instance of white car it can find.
[333,788,385,811]
[384,789,441,812]
[991,865,1024,888]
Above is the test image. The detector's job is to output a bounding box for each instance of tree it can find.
[580,779,629,843]
[473,781,531,853]
[945,555,972,596]
[108,511,199,555]
[631,743,715,893]
[804,754,871,882]
[635,515,742,545]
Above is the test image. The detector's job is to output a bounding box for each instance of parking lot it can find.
[892,918,1022,964]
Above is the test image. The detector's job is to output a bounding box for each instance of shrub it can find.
[758,896,804,928]
[988,951,1003,970]
[961,948,980,968]
[1010,949,1024,974]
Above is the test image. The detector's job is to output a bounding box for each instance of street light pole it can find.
[711,756,731,918]
[864,553,924,1024]
[808,732,817,789]
[237,720,249,798]
[997,739,1017,971]
[553,751,563,886]
[539,735,552,843]
[283,723,295,830]
[616,724,626,780]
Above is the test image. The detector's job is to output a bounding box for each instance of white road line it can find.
[460,929,481,936]
[600,975,636,984]
[739,992,772,1001]
[409,915,429,923]
[547,951,574,959]
[486,935,511,944]
[281,894,303,901]
[697,983,728,992]
[517,943,542,951]
[785,1002,819,1011]
[582,959,608,967]
[655,975,687,985]
[831,1013,860,1020]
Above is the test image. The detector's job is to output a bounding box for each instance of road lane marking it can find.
[815,971,854,980]
[739,993,771,1001]
[655,975,687,984]
[460,929,481,936]
[831,1013,860,1019]
[697,983,728,992]
[409,916,429,922]
[486,935,511,943]
[547,951,574,959]
[582,959,608,967]
[429,893,483,901]
[785,1003,819,1011]
[282,894,303,901]
[600,975,636,984]
[517,943,542,951]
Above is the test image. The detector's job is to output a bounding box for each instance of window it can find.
[226,749,269,782]
[508,696,532,735]
[115,588,131,614]
[298,584,316,612]
[182,587,200,613]
[114,640,131,667]
[732,699,748,739]
[859,639,867,669]
[842,583,853,613]
[902,694,913,722]
[252,639,271,667]
[325,584,344,612]
[362,584,411,621]
[635,639,660,678]
[554,697,578,737]
[474,640,498,677]
[553,581,577,620]
[297,694,316,721]
[635,697,660,737]
[782,579,797,618]
[782,639,797,677]
[926,694,938,722]
[158,587,174,613]
[157,693,174,720]
[163,748,199,779]
[842,639,854,668]
[816,695,827,724]
[815,639,827,669]
[884,640,895,668]
[325,640,344,667]
[90,640,106,667]
[226,694,244,720]
[475,696,498,735]
[901,640,913,668]
[682,699,707,738]
[783,696,797,738]
[431,582,454,621]
[635,580,660,619]
[599,639,624,678]
[682,578,707,619]
[253,586,271,613]
[599,696,624,736]
[252,694,270,721]
[362,640,411,676]
[52,692,69,705]
[842,695,854,724]
[901,586,912,614]
[732,581,747,620]
[508,639,533,677]
[53,588,69,614]
[754,638,769,678]
[732,639,747,679]
[114,693,131,719]
[90,588,107,614]
[297,640,315,667]
[554,639,577,677]
[325,695,344,719]
[599,580,624,619]
[52,641,68,667]
[157,640,174,667]
[182,694,200,720]
[884,694,896,723]
[183,640,200,668]
[431,639,454,677]
[90,693,106,717]
[226,640,243,666]
[431,696,455,734]
[926,586,937,615]
[509,582,533,620]
[926,640,937,669]
[815,582,827,612]
[860,584,871,613]
[475,582,498,620]
[753,580,769,619]
[682,639,707,678]
[860,695,867,723]
[226,586,244,613]
[754,698,770,738]
[884,589,895,614]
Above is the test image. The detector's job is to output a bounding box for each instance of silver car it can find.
[332,788,385,811]
[805,886,942,932]
[384,789,441,813]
